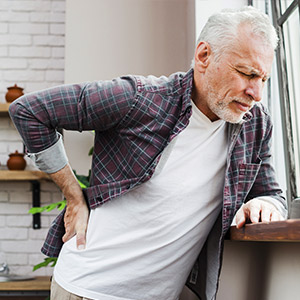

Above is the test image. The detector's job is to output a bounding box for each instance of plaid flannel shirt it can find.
[9,69,286,300]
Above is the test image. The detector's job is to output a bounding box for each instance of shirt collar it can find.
[179,68,194,115]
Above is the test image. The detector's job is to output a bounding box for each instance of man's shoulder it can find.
[129,69,192,95]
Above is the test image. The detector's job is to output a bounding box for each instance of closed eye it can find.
[237,69,255,78]
[237,69,268,82]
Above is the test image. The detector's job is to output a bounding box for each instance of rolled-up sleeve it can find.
[27,133,68,173]
[252,195,288,219]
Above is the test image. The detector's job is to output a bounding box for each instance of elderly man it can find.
[10,6,286,300]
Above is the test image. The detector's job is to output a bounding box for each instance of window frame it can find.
[271,0,300,209]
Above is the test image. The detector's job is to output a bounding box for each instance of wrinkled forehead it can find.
[229,26,274,73]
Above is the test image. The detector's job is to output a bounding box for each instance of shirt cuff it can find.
[253,196,288,219]
[27,133,68,174]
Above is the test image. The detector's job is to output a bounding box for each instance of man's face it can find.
[200,25,274,123]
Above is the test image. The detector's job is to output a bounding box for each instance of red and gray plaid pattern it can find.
[9,69,285,258]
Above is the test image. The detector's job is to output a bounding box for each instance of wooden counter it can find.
[229,219,300,242]
[0,276,50,299]
[0,276,51,291]
[0,103,10,116]
[0,170,51,181]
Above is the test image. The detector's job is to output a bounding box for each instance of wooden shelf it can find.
[0,103,52,230]
[0,276,51,291]
[229,219,300,242]
[0,170,50,181]
[0,103,10,116]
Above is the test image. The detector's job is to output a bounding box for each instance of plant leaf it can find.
[77,178,87,189]
[28,200,66,215]
[88,146,94,156]
[32,257,57,271]
[57,200,66,210]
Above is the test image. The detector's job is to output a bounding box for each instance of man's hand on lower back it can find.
[62,195,89,250]
[49,163,89,250]
[235,198,285,229]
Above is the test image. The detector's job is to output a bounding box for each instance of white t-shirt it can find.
[54,101,228,300]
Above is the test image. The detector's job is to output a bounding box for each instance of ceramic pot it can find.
[5,84,24,103]
[7,151,26,170]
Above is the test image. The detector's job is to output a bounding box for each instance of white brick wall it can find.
[0,0,65,277]
[0,0,65,101]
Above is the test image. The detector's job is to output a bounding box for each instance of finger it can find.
[261,208,271,223]
[270,211,284,222]
[249,205,260,224]
[76,230,86,250]
[235,207,247,229]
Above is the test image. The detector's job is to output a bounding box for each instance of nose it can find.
[245,80,263,102]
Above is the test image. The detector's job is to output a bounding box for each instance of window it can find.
[271,0,300,210]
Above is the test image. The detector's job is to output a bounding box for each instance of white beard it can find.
[208,98,246,123]
[206,87,254,124]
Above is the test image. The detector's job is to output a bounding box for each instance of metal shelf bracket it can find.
[31,180,41,229]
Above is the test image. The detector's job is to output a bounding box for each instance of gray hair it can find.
[191,6,278,67]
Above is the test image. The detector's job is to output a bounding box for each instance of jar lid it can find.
[7,84,24,91]
[9,150,25,157]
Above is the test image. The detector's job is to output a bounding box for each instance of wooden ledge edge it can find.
[229,219,300,242]
[0,276,51,291]
[0,170,51,181]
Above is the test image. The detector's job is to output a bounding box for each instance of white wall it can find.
[64,0,195,175]
[195,0,247,38]
[65,0,194,82]
[217,241,300,300]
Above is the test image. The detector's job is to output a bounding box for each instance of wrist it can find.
[50,163,84,201]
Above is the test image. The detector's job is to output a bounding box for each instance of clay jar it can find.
[7,151,26,170]
[5,84,24,103]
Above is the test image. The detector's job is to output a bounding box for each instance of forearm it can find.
[248,117,287,214]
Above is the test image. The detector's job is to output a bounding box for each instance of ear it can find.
[194,41,212,72]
